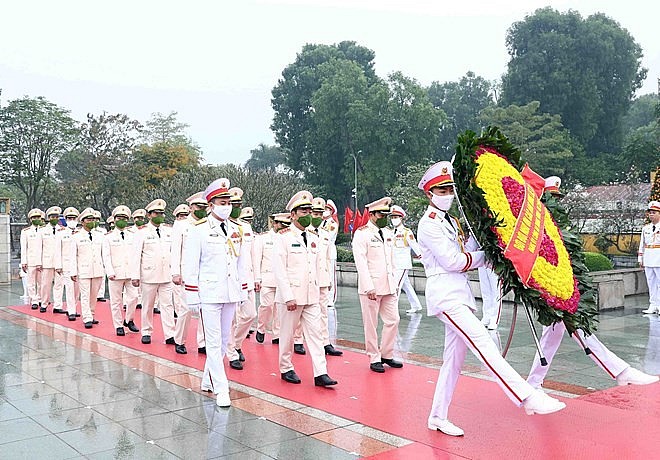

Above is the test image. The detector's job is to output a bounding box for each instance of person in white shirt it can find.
[21,208,45,310]
[389,205,424,314]
[639,200,660,314]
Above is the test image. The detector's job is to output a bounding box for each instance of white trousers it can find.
[478,267,502,324]
[199,302,237,394]
[63,273,79,315]
[40,268,55,306]
[140,282,174,338]
[52,271,65,309]
[395,269,422,311]
[644,266,660,309]
[172,283,204,346]
[108,278,138,329]
[526,321,629,388]
[256,286,279,338]
[430,303,534,420]
[26,266,41,305]
[227,290,257,360]
[79,277,102,323]
[278,303,327,377]
[359,293,400,363]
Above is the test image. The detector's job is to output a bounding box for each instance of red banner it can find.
[504,183,546,284]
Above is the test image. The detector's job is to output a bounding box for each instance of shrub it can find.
[336,246,354,263]
[584,252,614,272]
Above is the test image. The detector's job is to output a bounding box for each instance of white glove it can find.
[187,303,200,315]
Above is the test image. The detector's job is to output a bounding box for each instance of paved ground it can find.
[1,279,658,458]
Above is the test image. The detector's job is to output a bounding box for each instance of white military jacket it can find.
[68,229,105,279]
[253,229,278,288]
[102,228,136,279]
[319,218,339,260]
[170,216,196,278]
[311,225,333,288]
[39,224,62,269]
[391,225,422,270]
[131,222,173,284]
[233,218,255,290]
[638,222,660,267]
[54,227,75,274]
[352,220,397,296]
[273,224,321,306]
[20,225,42,267]
[417,206,485,315]
[183,217,249,305]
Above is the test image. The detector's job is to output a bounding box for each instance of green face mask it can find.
[134,218,146,227]
[193,209,207,219]
[151,216,165,225]
[230,206,241,219]
[311,217,322,228]
[83,221,95,230]
[49,218,59,226]
[31,219,42,226]
[376,217,388,228]
[297,215,312,228]
[114,219,128,229]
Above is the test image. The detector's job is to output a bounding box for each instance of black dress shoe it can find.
[123,320,139,333]
[165,337,175,345]
[39,306,47,313]
[97,298,107,302]
[75,313,81,317]
[381,358,403,368]
[136,303,142,309]
[92,319,99,324]
[314,374,338,386]
[31,304,38,310]
[294,344,306,355]
[141,335,151,344]
[324,344,343,356]
[53,308,64,314]
[229,360,243,370]
[175,344,187,354]
[370,362,385,373]
[255,332,265,343]
[84,322,93,329]
[281,370,301,384]
[153,307,161,314]
[116,327,125,336]
[198,347,206,354]
[236,349,245,362]
[271,338,279,344]
[68,314,76,321]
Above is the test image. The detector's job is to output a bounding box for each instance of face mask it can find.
[31,219,42,226]
[66,219,78,229]
[212,204,232,220]
[375,217,388,228]
[49,218,59,226]
[151,216,165,225]
[83,221,95,230]
[115,219,128,229]
[230,206,241,219]
[297,215,311,228]
[322,210,331,218]
[431,194,455,211]
[311,217,322,228]
[134,219,146,227]
[193,209,207,219]
[391,217,402,227]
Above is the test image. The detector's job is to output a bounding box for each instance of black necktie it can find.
[120,231,125,240]
[52,226,56,235]
[444,212,453,227]
[378,229,384,241]
[88,232,93,241]
[220,222,227,236]
[156,227,161,238]
[301,231,307,246]
[653,225,656,233]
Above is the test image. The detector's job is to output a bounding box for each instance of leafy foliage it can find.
[583,252,614,272]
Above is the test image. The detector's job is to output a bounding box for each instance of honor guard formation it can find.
[17,169,659,435]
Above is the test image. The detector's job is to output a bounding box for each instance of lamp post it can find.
[351,150,360,213]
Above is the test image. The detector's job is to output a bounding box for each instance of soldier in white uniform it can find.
[21,208,45,309]
[352,197,402,373]
[102,205,140,336]
[171,194,209,355]
[310,197,342,356]
[640,201,660,314]
[92,210,109,303]
[416,161,566,437]
[254,212,290,344]
[69,208,105,328]
[183,178,250,407]
[224,187,257,370]
[38,206,63,313]
[274,191,338,387]
[131,199,176,345]
[55,207,81,320]
[389,205,424,314]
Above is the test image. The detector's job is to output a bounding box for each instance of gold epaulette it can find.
[279,227,291,234]
[194,218,208,226]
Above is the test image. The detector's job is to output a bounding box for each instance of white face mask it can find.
[322,210,332,218]
[211,204,232,220]
[390,217,402,227]
[431,194,454,211]
[66,220,78,229]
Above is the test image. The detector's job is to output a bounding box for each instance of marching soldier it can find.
[102,205,140,336]
[311,197,342,356]
[389,205,424,314]
[254,212,290,344]
[39,206,64,313]
[69,208,105,328]
[274,190,337,386]
[640,201,660,314]
[131,199,176,345]
[320,199,339,307]
[55,207,81,320]
[183,178,250,407]
[21,208,44,310]
[93,210,108,302]
[226,187,257,370]
[416,161,565,437]
[352,197,402,373]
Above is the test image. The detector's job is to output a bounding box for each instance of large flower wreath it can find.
[453,127,598,334]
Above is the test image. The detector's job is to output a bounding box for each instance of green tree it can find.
[501,8,646,157]
[427,71,493,158]
[134,141,200,188]
[479,101,576,177]
[244,143,287,171]
[622,94,659,137]
[0,96,78,211]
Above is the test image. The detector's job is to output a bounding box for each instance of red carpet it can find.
[10,302,660,459]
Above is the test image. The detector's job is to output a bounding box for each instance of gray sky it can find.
[1,0,658,166]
